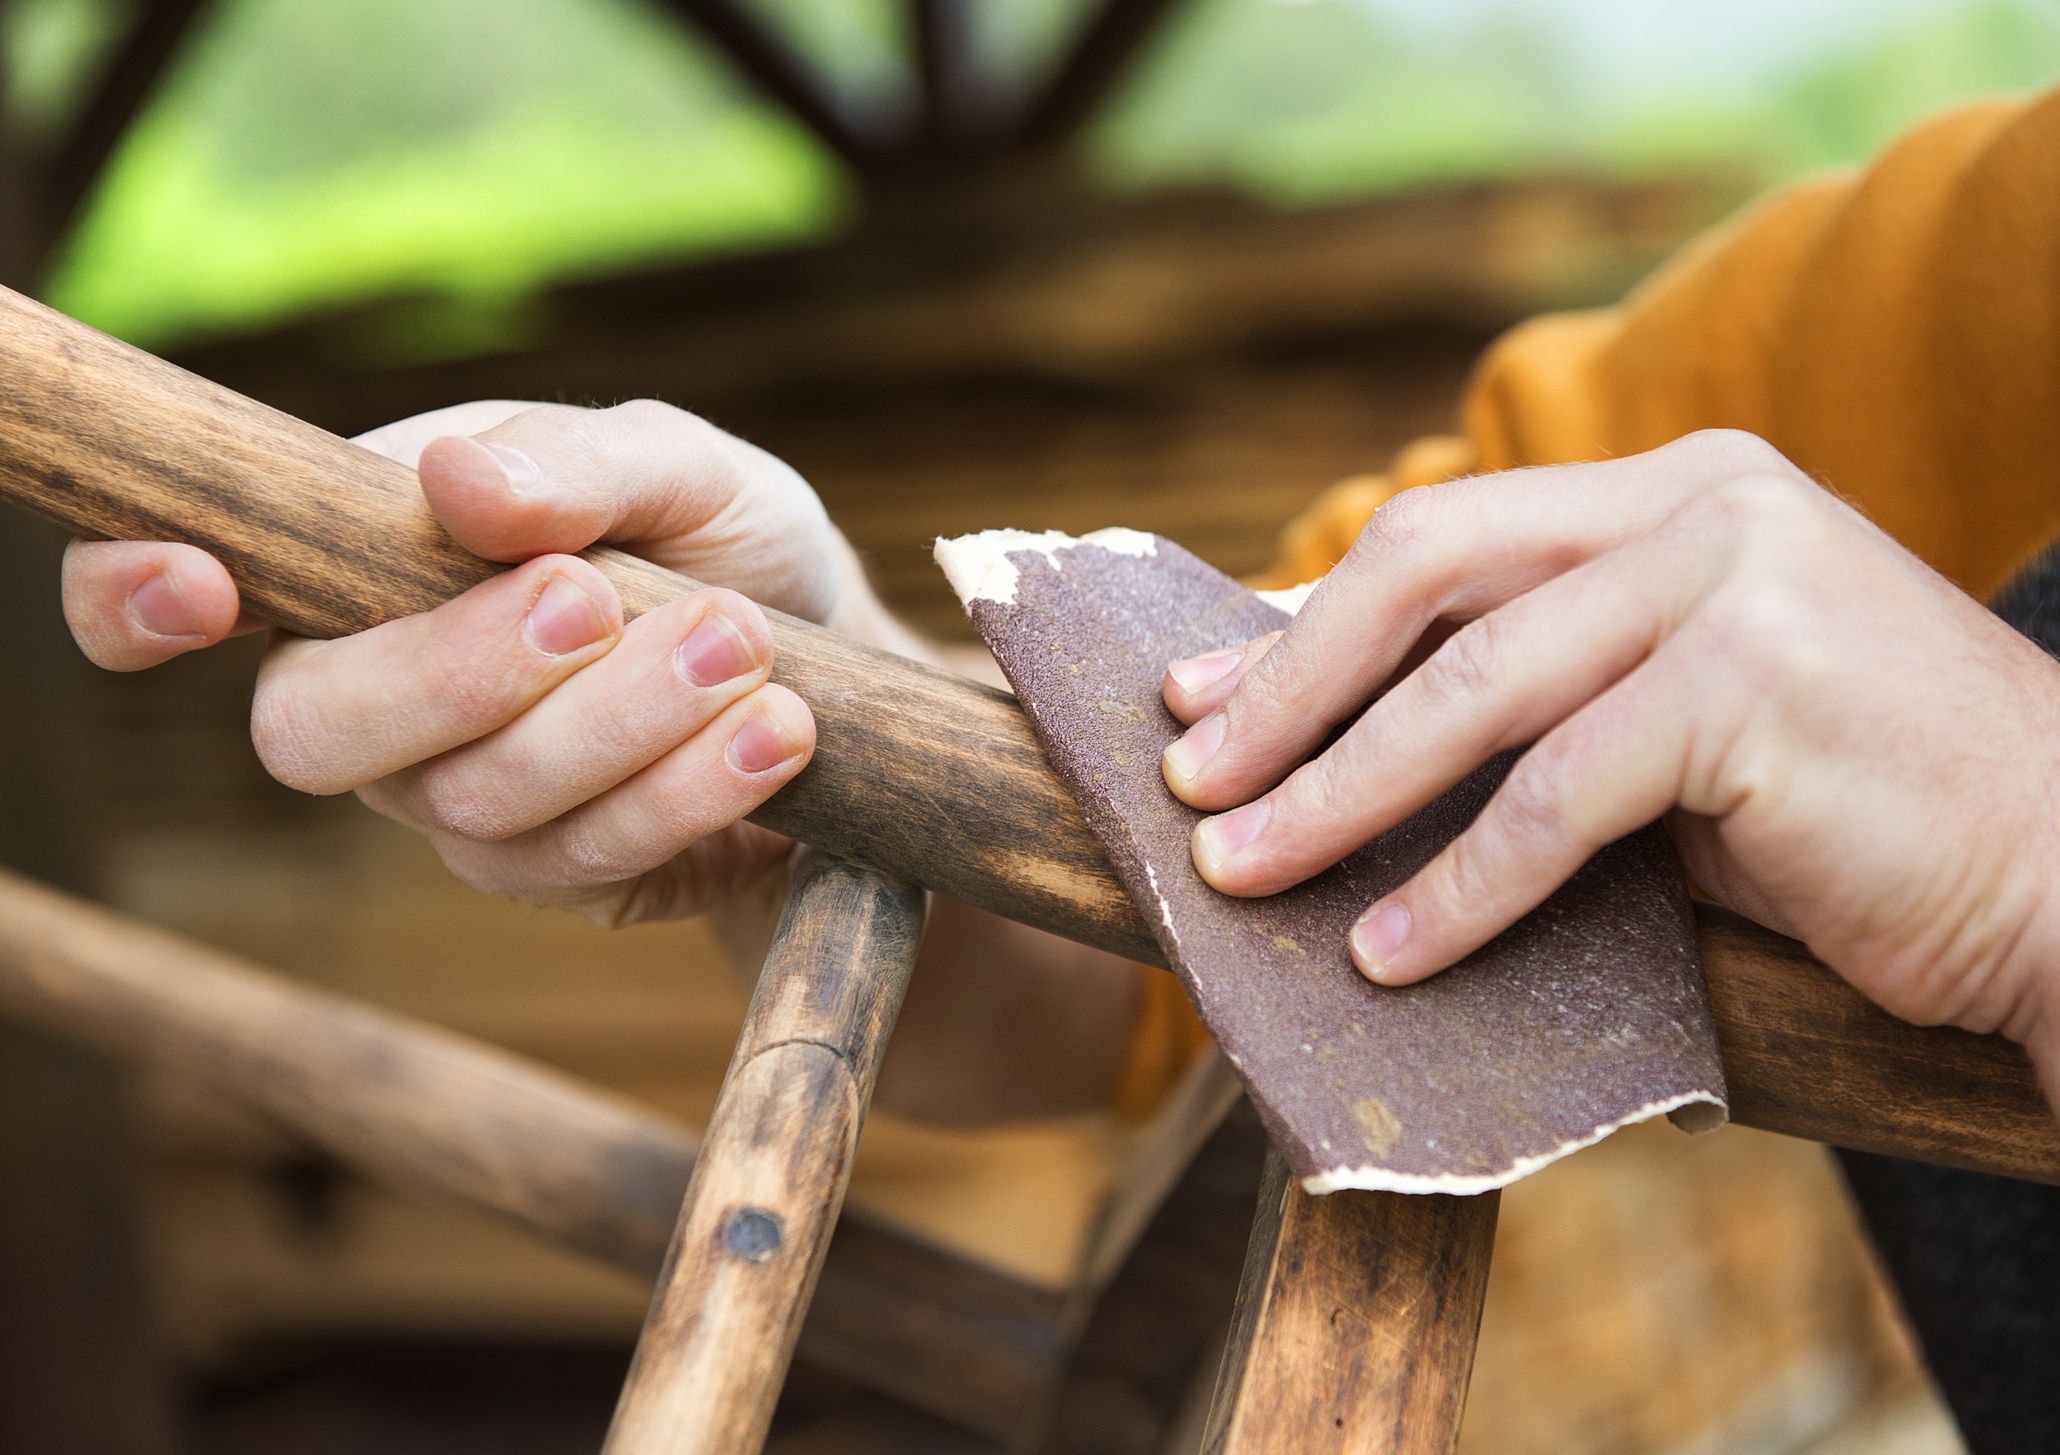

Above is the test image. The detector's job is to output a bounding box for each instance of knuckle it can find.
[1349,484,1435,562]
[439,659,525,736]
[1680,470,1817,553]
[605,398,741,476]
[410,763,522,843]
[1674,428,1796,478]
[1496,757,1570,847]
[1279,757,1349,830]
[1421,616,1502,707]
[541,818,636,889]
[1700,579,1826,681]
[249,688,327,793]
[1435,828,1501,914]
[605,396,689,432]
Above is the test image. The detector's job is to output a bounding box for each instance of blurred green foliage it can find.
[3,0,2055,352]
[14,0,845,348]
[1093,0,2060,200]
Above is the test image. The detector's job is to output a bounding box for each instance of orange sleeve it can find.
[1260,88,2060,599]
[1116,87,2060,1115]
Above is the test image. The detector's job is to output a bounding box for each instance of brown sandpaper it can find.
[936,528,1727,1194]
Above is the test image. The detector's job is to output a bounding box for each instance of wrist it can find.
[822,535,948,667]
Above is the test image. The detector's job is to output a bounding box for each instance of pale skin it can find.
[61,399,1138,1126]
[1158,429,2060,1111]
[64,416,2060,1118]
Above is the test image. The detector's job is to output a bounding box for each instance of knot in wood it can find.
[720,1206,785,1263]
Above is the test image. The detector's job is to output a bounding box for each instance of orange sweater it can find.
[1117,87,2060,1113]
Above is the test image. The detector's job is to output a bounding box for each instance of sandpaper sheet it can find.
[936,528,1727,1194]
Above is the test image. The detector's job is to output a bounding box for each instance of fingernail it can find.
[1353,902,1412,981]
[484,442,543,494]
[129,572,204,638]
[1163,713,1226,784]
[675,611,757,686]
[1196,800,1269,867]
[525,574,609,656]
[1168,647,1241,696]
[728,708,804,774]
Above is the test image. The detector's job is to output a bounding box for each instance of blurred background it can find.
[1,1,2055,1451]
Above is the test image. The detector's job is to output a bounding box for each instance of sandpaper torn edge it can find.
[937,528,1728,1195]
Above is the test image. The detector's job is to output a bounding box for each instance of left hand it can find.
[1157,430,2060,1101]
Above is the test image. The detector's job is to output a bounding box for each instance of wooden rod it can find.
[1201,1152,1497,1454]
[0,866,687,1268]
[604,855,926,1455]
[0,867,1058,1439]
[0,286,2053,1183]
[1696,905,2060,1181]
[0,283,1150,963]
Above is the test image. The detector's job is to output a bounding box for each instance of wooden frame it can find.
[605,855,925,1452]
[1,285,2057,1447]
[1201,1160,1496,1454]
[0,284,2053,1186]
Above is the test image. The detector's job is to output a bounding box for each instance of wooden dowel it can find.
[1201,1153,1498,1454]
[0,866,687,1267]
[1,286,2054,1183]
[0,867,1058,1438]
[1697,904,2060,1180]
[603,854,926,1455]
[0,284,1149,963]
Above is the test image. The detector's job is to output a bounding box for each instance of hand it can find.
[1158,430,2060,1099]
[61,398,866,926]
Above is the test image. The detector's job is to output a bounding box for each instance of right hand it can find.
[60,398,852,927]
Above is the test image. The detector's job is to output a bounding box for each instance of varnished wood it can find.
[0,285,2054,1184]
[0,866,1059,1439]
[1201,1155,1497,1455]
[604,855,926,1454]
[1697,903,2060,1179]
[0,282,1150,964]
[0,864,692,1267]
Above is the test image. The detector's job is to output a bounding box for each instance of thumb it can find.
[416,399,818,576]
[62,539,256,671]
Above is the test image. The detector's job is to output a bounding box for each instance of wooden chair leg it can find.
[1200,1153,1498,1455]
[603,853,926,1454]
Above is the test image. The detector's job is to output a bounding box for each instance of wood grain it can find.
[0,866,1057,1439]
[0,283,1150,963]
[1201,1154,1498,1455]
[1,285,2055,1183]
[1698,904,2060,1181]
[603,855,926,1455]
